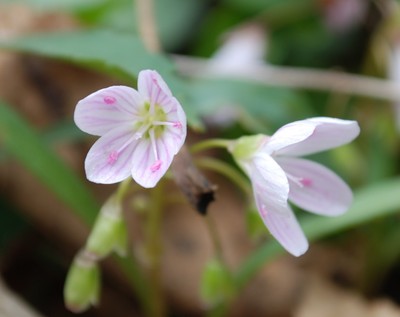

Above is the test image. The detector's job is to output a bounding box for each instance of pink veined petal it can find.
[130,134,174,188]
[277,157,353,216]
[254,192,309,257]
[84,125,138,184]
[250,153,291,214]
[263,120,317,155]
[164,103,187,152]
[137,70,174,112]
[74,86,144,136]
[270,117,360,157]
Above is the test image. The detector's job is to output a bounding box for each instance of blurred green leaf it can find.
[42,121,86,144]
[0,0,107,11]
[200,258,235,307]
[0,102,98,224]
[0,199,27,251]
[189,78,312,131]
[0,29,173,81]
[0,29,205,128]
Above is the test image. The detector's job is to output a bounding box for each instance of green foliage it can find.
[0,103,98,224]
[0,29,173,82]
[200,258,235,306]
[0,30,202,128]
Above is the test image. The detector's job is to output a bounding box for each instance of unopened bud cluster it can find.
[64,195,128,312]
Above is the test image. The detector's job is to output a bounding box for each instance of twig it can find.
[173,55,400,102]
[135,0,161,53]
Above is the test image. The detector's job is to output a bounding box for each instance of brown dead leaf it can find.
[294,275,400,317]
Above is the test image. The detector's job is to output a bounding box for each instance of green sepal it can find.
[229,134,267,161]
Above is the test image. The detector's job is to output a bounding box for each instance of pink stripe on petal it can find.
[277,157,353,216]
[131,141,161,188]
[138,70,174,108]
[75,103,132,136]
[84,126,137,184]
[130,132,177,188]
[74,86,143,136]
[108,86,144,114]
[263,121,316,155]
[251,153,290,213]
[272,117,360,157]
[258,203,309,257]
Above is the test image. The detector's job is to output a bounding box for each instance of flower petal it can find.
[265,117,360,156]
[249,154,308,256]
[137,70,175,112]
[84,126,137,184]
[130,132,177,188]
[277,157,353,216]
[248,153,290,214]
[74,86,144,136]
[164,102,187,153]
[254,194,309,257]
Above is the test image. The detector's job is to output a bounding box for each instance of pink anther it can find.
[107,151,119,164]
[103,96,116,105]
[150,159,162,173]
[173,121,182,129]
[300,178,313,187]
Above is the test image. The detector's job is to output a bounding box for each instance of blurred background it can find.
[1,0,400,316]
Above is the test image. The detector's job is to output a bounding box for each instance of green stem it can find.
[205,214,224,261]
[190,139,233,154]
[195,157,252,197]
[116,256,153,316]
[115,178,133,203]
[145,180,165,317]
[112,179,154,316]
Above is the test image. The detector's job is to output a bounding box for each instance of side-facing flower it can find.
[74,70,187,188]
[230,117,360,256]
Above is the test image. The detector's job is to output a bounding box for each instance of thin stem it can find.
[115,178,132,203]
[116,256,153,316]
[173,55,400,103]
[135,0,161,53]
[205,214,224,261]
[145,180,165,317]
[190,139,233,154]
[195,157,252,197]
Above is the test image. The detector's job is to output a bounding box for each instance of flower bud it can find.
[200,258,235,307]
[86,196,128,258]
[64,254,100,313]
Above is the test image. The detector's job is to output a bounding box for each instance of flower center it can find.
[134,102,168,138]
[133,102,182,173]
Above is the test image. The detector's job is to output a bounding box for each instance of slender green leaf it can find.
[0,29,173,81]
[0,102,98,224]
[0,29,203,129]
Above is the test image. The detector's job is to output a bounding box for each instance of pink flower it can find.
[74,70,187,188]
[230,117,360,256]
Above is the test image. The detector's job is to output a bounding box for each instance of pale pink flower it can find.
[230,117,360,256]
[74,70,187,188]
